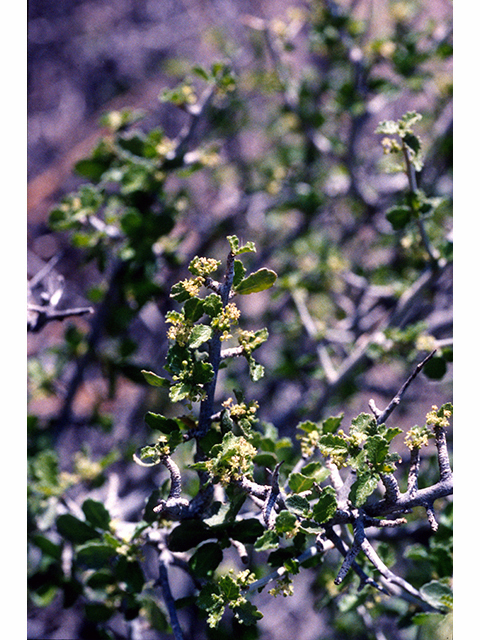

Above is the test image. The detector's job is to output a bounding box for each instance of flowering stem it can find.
[402,141,440,264]
[197,252,236,440]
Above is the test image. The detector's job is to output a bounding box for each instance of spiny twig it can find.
[375,350,437,426]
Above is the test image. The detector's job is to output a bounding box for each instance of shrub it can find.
[28,2,452,639]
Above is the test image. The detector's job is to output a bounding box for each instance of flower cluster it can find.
[188,256,221,277]
[425,404,452,430]
[299,428,321,459]
[404,425,432,450]
[212,302,241,341]
[205,434,257,486]
[268,575,294,598]
[165,310,193,346]
[222,397,259,420]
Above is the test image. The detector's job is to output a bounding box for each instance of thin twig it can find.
[196,251,236,440]
[336,510,436,608]
[247,541,327,593]
[375,350,437,425]
[157,551,185,640]
[164,85,216,167]
[401,142,440,265]
[292,289,337,383]
[326,527,389,594]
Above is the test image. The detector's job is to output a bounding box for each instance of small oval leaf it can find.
[234,269,277,295]
[141,370,170,388]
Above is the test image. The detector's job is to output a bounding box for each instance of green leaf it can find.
[322,414,344,434]
[85,602,115,623]
[225,518,264,544]
[403,131,421,154]
[233,259,246,287]
[140,595,169,632]
[170,281,194,303]
[76,542,117,569]
[141,370,170,388]
[189,542,223,578]
[233,600,263,626]
[74,158,109,182]
[386,205,413,230]
[203,293,223,317]
[318,433,349,458]
[254,530,279,551]
[86,569,116,589]
[419,580,453,611]
[145,412,180,434]
[198,583,225,628]
[299,521,325,535]
[312,487,337,523]
[297,420,318,434]
[288,472,315,494]
[234,268,277,295]
[254,453,278,468]
[349,472,379,507]
[301,461,330,483]
[31,534,63,561]
[247,357,265,382]
[285,494,311,516]
[383,426,403,442]
[184,297,205,323]
[423,355,447,380]
[192,360,214,384]
[188,324,213,348]
[115,557,145,592]
[192,64,211,81]
[32,450,59,488]
[275,510,298,535]
[169,382,192,403]
[168,521,212,552]
[133,445,163,467]
[56,514,101,544]
[82,499,111,531]
[219,574,241,600]
[227,235,256,255]
[350,413,377,436]
[166,343,190,374]
[364,435,389,469]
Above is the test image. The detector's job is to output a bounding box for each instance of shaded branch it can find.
[163,85,216,168]
[365,475,453,521]
[401,141,441,265]
[433,423,452,482]
[247,540,329,594]
[407,447,421,496]
[157,550,185,640]
[262,462,284,529]
[332,510,438,610]
[153,456,190,518]
[28,304,93,333]
[325,527,389,594]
